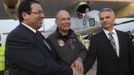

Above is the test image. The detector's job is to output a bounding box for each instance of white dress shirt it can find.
[21,22,51,50]
[103,28,120,57]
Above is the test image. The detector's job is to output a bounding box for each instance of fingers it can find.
[71,58,84,74]
[72,67,84,75]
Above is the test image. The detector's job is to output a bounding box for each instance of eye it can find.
[67,17,70,20]
[105,16,110,19]
[100,18,104,20]
[31,11,44,15]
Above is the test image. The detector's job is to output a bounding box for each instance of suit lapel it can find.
[100,31,119,58]
[116,30,124,58]
[20,24,51,51]
[20,24,54,55]
[18,24,56,59]
[35,35,57,56]
[35,34,50,50]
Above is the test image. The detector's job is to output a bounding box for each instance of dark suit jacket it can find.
[89,30,133,75]
[131,45,134,74]
[5,24,73,75]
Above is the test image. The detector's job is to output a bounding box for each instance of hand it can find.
[72,67,84,75]
[4,70,9,75]
[71,57,84,74]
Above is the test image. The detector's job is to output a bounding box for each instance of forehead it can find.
[100,11,113,18]
[31,3,42,11]
[57,11,70,19]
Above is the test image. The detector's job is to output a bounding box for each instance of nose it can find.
[40,12,45,19]
[103,18,107,22]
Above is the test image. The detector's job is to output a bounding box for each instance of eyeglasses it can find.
[31,11,44,15]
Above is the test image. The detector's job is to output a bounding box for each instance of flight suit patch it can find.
[57,39,64,47]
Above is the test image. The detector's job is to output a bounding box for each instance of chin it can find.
[62,29,68,32]
[64,28,70,31]
[36,25,42,29]
[39,24,42,27]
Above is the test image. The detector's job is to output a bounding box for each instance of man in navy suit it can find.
[5,0,81,75]
[89,8,134,75]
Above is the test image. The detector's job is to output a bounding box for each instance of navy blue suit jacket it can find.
[89,30,133,75]
[5,24,72,75]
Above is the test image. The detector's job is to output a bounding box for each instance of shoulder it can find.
[116,30,130,40]
[47,32,57,39]
[116,30,128,36]
[91,30,103,38]
[9,24,32,36]
[69,29,77,37]
[7,24,35,42]
[46,31,59,44]
[7,25,20,39]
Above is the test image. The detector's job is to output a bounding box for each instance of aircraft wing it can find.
[0,0,134,20]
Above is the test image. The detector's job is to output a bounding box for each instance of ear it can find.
[22,11,29,20]
[113,17,116,22]
[55,19,59,25]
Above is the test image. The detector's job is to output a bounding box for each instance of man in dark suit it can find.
[89,8,134,75]
[5,0,81,75]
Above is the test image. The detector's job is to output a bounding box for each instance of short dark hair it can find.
[18,0,40,22]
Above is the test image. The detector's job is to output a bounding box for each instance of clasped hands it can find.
[71,57,84,75]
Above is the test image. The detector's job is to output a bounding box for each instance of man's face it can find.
[23,3,45,30]
[99,11,115,30]
[56,11,71,32]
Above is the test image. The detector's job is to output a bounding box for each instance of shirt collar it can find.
[103,28,117,35]
[21,22,36,33]
[103,28,117,39]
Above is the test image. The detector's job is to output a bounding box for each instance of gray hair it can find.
[99,8,115,17]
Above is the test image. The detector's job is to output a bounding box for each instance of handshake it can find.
[71,57,84,75]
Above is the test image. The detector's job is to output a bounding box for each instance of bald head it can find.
[55,10,71,34]
[56,10,70,20]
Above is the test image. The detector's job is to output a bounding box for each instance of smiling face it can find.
[99,9,115,31]
[22,3,45,30]
[56,10,71,33]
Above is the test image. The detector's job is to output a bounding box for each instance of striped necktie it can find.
[108,32,117,51]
